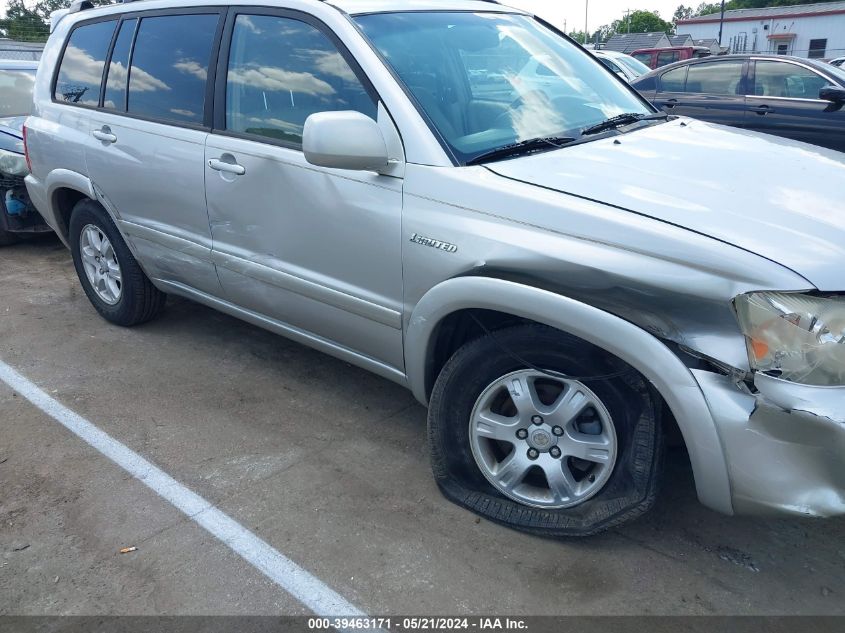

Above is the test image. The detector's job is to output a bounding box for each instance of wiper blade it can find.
[466,136,576,166]
[581,112,668,136]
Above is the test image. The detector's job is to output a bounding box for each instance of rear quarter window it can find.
[54,20,117,106]
[658,66,687,92]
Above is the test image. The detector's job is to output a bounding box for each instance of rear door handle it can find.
[658,98,679,108]
[751,105,774,115]
[92,128,117,144]
[208,158,246,176]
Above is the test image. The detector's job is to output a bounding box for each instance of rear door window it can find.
[684,61,744,94]
[54,20,117,106]
[127,13,219,124]
[224,14,376,147]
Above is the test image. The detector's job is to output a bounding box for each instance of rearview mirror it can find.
[303,111,389,172]
[819,85,845,103]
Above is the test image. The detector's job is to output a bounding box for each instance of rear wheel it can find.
[428,323,663,537]
[69,199,166,326]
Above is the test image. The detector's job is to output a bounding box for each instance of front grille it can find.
[0,173,25,190]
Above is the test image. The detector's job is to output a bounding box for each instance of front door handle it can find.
[92,128,117,144]
[751,105,774,115]
[658,98,679,108]
[208,158,246,176]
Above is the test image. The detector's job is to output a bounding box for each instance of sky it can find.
[1,0,684,32]
[486,1,682,33]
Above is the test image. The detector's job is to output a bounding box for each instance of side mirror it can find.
[819,85,845,103]
[303,111,389,172]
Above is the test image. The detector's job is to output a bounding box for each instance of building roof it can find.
[669,34,693,46]
[603,32,671,54]
[677,1,845,25]
[692,38,719,48]
[0,39,45,49]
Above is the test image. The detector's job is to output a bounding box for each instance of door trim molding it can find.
[212,250,402,329]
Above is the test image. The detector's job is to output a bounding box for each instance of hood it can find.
[0,116,25,154]
[486,118,845,291]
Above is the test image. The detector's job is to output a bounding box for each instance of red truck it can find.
[631,46,711,69]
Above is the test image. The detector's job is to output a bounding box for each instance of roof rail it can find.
[68,0,94,13]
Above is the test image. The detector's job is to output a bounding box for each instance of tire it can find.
[69,199,166,326]
[428,323,663,537]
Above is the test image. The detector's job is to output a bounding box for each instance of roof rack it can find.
[68,0,94,13]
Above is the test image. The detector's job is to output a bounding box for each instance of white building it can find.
[676,1,845,59]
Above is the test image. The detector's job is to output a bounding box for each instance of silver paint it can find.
[24,0,845,520]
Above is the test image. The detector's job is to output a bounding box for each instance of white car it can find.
[592,50,651,82]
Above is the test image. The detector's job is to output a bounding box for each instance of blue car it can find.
[0,60,51,245]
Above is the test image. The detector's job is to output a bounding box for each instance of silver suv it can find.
[26,0,845,536]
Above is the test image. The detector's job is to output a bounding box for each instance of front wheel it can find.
[428,323,663,537]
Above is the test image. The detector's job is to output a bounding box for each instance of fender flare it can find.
[404,276,734,515]
[43,169,96,244]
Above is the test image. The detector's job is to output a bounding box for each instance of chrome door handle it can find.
[208,158,246,175]
[751,105,774,115]
[92,129,117,143]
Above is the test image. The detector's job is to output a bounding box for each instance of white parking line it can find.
[0,359,366,619]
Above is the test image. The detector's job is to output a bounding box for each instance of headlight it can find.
[0,148,28,176]
[735,292,845,386]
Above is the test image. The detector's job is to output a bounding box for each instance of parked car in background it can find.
[631,46,711,69]
[25,0,845,536]
[632,54,845,153]
[830,57,845,68]
[592,50,650,82]
[0,60,51,245]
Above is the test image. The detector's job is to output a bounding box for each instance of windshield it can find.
[616,55,651,77]
[826,63,845,84]
[0,69,36,118]
[355,12,652,164]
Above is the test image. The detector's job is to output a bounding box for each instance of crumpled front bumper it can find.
[693,369,845,517]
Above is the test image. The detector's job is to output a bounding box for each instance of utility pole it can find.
[585,0,589,46]
[624,10,632,34]
[718,0,726,46]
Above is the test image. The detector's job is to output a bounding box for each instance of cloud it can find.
[173,60,207,81]
[309,50,357,83]
[246,116,303,134]
[228,65,336,96]
[238,15,263,34]
[106,60,170,93]
[170,108,197,118]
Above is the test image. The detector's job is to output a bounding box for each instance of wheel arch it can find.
[405,276,734,515]
[44,169,98,245]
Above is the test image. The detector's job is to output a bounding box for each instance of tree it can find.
[0,0,103,42]
[610,10,673,35]
[673,5,695,24]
